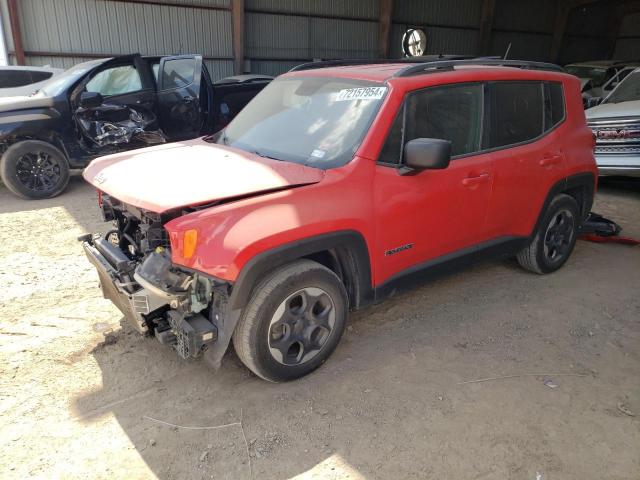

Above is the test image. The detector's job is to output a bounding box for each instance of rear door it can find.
[484,81,567,238]
[156,55,203,140]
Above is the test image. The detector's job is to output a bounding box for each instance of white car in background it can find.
[586,67,640,177]
[0,65,63,97]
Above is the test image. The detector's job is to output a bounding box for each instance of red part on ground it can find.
[580,234,640,246]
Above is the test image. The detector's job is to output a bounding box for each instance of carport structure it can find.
[1,0,639,78]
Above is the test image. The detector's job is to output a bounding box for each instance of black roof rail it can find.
[288,55,477,72]
[394,59,565,77]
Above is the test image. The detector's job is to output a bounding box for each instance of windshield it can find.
[33,59,105,97]
[565,66,608,87]
[213,77,387,168]
[605,70,640,104]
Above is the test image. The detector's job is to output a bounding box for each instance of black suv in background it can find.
[0,54,271,199]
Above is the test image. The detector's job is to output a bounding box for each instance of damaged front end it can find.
[80,194,229,360]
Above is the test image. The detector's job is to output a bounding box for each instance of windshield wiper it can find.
[252,150,282,161]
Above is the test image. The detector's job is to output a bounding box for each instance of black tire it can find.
[0,140,70,199]
[233,259,348,382]
[517,193,580,274]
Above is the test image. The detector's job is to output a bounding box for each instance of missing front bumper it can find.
[81,237,218,358]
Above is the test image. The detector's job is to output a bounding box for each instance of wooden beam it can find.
[378,0,393,58]
[231,0,244,74]
[478,0,495,55]
[7,0,25,65]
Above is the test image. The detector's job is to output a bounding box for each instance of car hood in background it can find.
[83,138,325,213]
[0,95,54,112]
[586,100,640,120]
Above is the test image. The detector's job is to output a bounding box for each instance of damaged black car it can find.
[0,54,271,199]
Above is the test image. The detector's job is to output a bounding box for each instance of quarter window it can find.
[86,65,142,96]
[544,82,565,131]
[486,81,543,149]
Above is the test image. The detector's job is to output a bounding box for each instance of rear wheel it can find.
[233,260,348,382]
[517,193,580,274]
[0,140,70,199]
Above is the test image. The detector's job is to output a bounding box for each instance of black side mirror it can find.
[400,138,451,175]
[79,91,104,109]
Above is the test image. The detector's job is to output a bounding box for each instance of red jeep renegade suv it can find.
[81,59,597,382]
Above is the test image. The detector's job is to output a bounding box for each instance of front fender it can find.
[0,108,63,143]
[164,157,376,296]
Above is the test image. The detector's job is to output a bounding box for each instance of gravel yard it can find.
[1,177,639,480]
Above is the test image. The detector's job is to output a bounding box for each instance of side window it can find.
[85,65,142,97]
[405,83,483,157]
[378,104,404,164]
[486,81,543,148]
[160,58,196,90]
[544,82,565,131]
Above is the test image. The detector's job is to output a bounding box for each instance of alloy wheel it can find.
[543,209,575,262]
[268,287,336,365]
[15,151,62,194]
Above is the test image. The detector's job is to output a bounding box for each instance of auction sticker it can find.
[335,87,386,102]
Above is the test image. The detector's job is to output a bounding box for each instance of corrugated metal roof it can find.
[15,0,232,57]
[246,13,376,60]
[493,0,556,34]
[614,38,640,60]
[619,12,640,37]
[490,31,552,62]
[393,0,482,28]
[246,0,378,20]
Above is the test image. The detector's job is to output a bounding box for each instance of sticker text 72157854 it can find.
[334,87,387,102]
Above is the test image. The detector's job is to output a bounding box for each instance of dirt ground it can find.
[1,176,639,480]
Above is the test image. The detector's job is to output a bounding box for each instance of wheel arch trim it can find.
[228,230,374,312]
[531,172,596,237]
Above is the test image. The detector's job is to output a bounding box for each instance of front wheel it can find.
[0,140,70,199]
[233,260,348,382]
[517,193,580,274]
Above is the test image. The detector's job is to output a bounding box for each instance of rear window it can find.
[485,81,543,149]
[0,69,53,88]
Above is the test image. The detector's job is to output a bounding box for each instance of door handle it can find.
[183,96,195,103]
[461,173,490,187]
[540,153,562,167]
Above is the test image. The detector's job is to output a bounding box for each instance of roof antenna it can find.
[503,42,512,60]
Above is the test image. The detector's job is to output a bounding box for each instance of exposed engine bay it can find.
[75,103,166,148]
[80,194,227,360]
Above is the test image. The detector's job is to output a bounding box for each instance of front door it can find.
[373,83,494,286]
[72,55,158,152]
[156,55,204,140]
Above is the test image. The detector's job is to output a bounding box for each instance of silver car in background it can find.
[0,65,63,97]
[586,67,640,177]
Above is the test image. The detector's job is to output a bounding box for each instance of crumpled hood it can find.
[83,138,325,213]
[586,100,640,120]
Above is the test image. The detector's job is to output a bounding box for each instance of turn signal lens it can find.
[183,229,198,259]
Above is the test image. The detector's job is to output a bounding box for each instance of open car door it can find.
[156,55,204,140]
[73,55,165,152]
